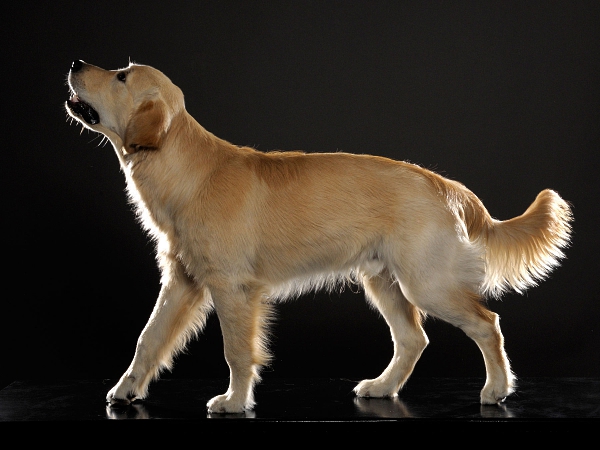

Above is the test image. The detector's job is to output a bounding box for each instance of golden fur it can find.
[65,61,573,413]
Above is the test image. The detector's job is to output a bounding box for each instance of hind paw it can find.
[480,381,515,404]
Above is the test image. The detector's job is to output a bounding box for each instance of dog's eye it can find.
[117,72,127,82]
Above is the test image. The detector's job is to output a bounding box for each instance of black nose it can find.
[71,60,83,72]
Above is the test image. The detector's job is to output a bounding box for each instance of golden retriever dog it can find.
[65,60,572,413]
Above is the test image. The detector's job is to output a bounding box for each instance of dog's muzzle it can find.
[66,60,100,125]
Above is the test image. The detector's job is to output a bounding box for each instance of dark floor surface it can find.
[1,377,598,439]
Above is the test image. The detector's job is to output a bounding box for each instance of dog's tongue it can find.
[68,95,100,125]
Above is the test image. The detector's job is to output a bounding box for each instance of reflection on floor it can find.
[1,377,598,434]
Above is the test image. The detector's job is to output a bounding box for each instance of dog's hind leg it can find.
[403,281,515,404]
[206,283,272,413]
[464,302,515,404]
[106,263,212,406]
[354,271,429,398]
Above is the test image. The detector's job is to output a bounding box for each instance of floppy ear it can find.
[124,100,168,153]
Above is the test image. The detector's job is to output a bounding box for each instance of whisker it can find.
[98,136,109,148]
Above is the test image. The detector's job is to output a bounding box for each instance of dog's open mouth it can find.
[67,95,100,125]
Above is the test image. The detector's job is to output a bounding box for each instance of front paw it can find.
[106,376,141,406]
[354,378,398,398]
[207,393,253,414]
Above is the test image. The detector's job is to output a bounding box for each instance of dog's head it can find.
[66,60,185,153]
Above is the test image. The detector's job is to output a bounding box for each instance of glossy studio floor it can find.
[1,376,598,439]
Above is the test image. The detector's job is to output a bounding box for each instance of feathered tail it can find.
[463,189,573,298]
[482,189,573,297]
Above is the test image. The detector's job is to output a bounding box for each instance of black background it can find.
[2,1,598,387]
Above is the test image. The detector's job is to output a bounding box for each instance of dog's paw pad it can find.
[107,396,132,407]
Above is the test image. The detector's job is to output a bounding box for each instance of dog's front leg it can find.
[107,268,211,406]
[206,284,271,413]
